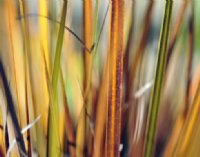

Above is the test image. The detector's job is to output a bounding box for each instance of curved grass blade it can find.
[47,1,68,157]
[144,1,173,157]
[0,59,27,157]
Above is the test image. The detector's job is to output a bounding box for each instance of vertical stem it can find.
[48,1,68,157]
[83,0,93,98]
[144,1,173,157]
[76,0,93,157]
[106,0,124,157]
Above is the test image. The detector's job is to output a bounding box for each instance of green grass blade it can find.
[144,1,173,157]
[52,1,67,91]
[48,1,68,157]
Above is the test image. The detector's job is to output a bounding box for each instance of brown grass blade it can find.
[105,0,124,156]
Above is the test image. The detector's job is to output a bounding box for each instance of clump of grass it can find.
[0,0,199,157]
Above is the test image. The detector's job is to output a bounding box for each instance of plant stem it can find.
[106,0,124,157]
[144,1,173,157]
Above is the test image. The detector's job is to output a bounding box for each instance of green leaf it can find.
[47,1,68,157]
[144,1,173,157]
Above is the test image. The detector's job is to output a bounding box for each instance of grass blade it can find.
[144,1,173,157]
[105,0,124,156]
[47,1,68,157]
[76,0,93,156]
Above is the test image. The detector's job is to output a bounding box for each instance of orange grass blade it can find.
[105,0,124,156]
[76,1,93,157]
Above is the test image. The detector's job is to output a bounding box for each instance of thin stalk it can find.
[48,1,68,157]
[83,0,93,99]
[105,0,124,157]
[144,1,173,157]
[76,0,93,157]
